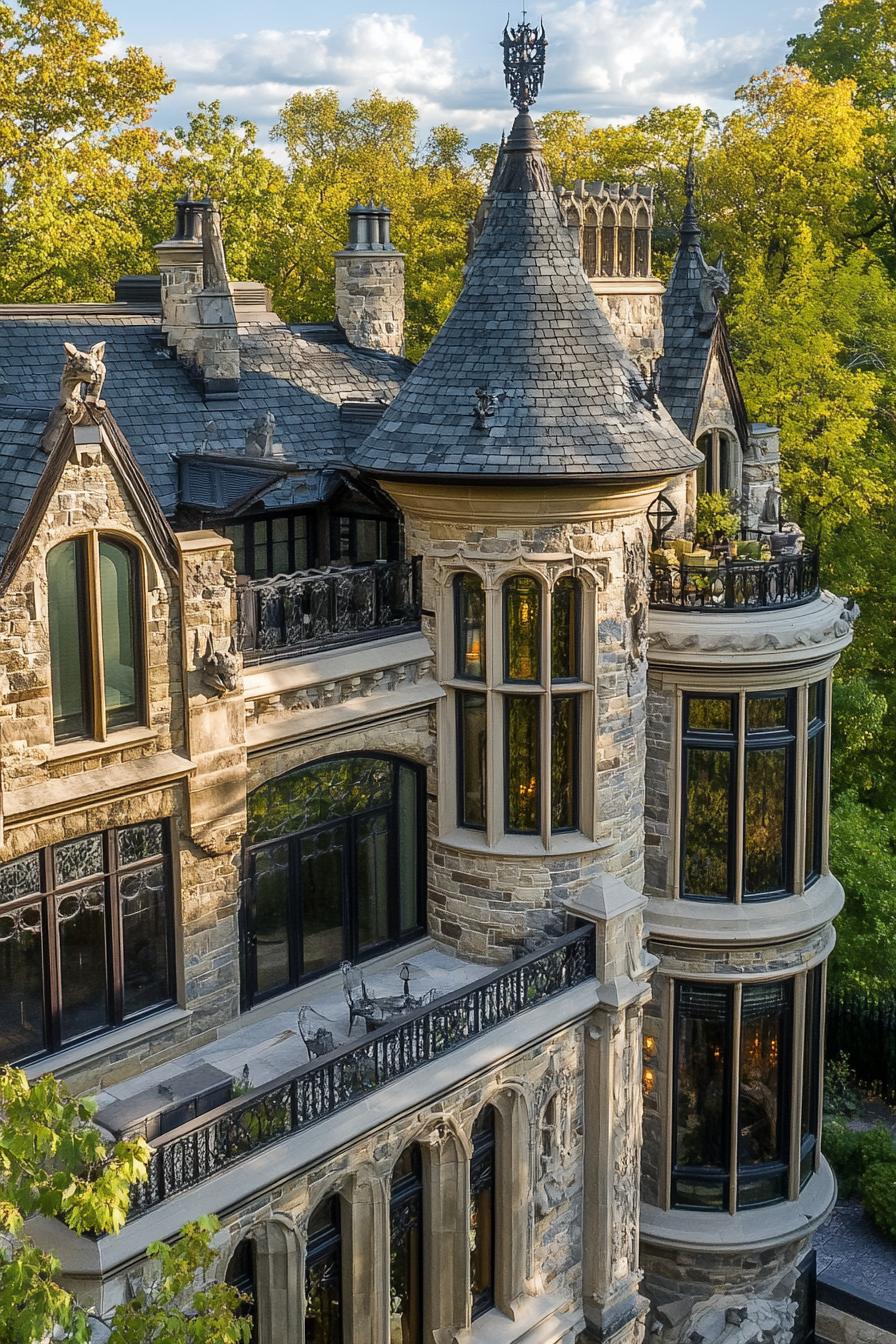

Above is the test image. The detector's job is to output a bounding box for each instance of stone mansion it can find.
[0,26,856,1344]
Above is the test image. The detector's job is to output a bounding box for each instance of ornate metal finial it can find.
[680,145,702,246]
[501,14,548,113]
[684,146,696,203]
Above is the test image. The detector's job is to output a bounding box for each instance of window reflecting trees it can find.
[681,687,824,902]
[389,1146,424,1344]
[470,1106,497,1319]
[305,1197,343,1344]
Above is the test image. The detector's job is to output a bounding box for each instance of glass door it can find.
[299,823,347,978]
[247,842,293,1001]
[353,810,391,958]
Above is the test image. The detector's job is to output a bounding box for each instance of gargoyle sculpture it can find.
[698,255,730,331]
[60,341,106,423]
[473,386,498,430]
[245,411,276,458]
[198,633,239,695]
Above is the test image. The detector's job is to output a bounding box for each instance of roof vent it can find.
[340,398,389,425]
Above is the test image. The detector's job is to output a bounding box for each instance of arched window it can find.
[582,205,598,277]
[47,534,144,742]
[617,205,633,277]
[243,756,424,1007]
[635,206,650,276]
[695,430,739,497]
[389,1145,424,1343]
[600,206,616,276]
[470,1106,497,1319]
[225,1239,258,1344]
[305,1197,343,1344]
[454,573,485,680]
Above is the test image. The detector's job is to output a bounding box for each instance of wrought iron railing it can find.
[237,557,422,662]
[649,542,819,612]
[129,926,595,1216]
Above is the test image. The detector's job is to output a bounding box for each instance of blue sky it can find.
[109,1,824,146]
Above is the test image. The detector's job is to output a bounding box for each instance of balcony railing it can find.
[237,558,422,663]
[649,539,819,612]
[129,926,595,1216]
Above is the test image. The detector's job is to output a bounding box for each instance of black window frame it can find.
[805,681,826,886]
[225,1239,258,1344]
[456,691,488,832]
[800,966,823,1188]
[242,754,427,1010]
[222,510,314,580]
[671,978,796,1213]
[503,694,541,836]
[0,820,176,1066]
[453,572,486,682]
[305,1195,344,1344]
[389,1145,425,1344]
[470,1106,497,1320]
[680,694,739,901]
[330,511,399,565]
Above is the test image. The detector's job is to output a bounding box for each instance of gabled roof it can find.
[353,113,701,482]
[0,405,180,595]
[0,308,411,523]
[657,187,749,445]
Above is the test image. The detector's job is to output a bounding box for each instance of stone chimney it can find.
[154,195,240,401]
[334,203,405,356]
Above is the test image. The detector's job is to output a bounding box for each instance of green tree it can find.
[0,0,172,302]
[0,1067,249,1344]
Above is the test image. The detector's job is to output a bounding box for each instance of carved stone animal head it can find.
[60,341,107,421]
[198,633,239,695]
[245,411,276,458]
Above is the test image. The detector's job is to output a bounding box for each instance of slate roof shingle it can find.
[354,112,702,482]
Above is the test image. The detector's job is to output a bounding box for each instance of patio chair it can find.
[341,961,377,1033]
[297,1006,336,1061]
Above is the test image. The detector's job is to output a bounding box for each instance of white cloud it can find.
[145,1,785,146]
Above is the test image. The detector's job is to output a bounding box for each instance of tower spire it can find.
[501,13,548,113]
[680,145,702,247]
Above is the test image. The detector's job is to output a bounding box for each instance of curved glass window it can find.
[600,206,615,276]
[244,756,424,1006]
[503,576,541,682]
[454,574,485,680]
[458,692,487,830]
[800,967,823,1187]
[505,697,540,834]
[305,1197,343,1344]
[390,1146,424,1344]
[681,692,797,902]
[470,1106,497,1319]
[635,207,650,277]
[805,683,826,884]
[551,697,578,832]
[673,979,795,1211]
[0,822,174,1064]
[47,535,144,742]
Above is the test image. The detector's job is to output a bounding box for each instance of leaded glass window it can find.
[681,691,799,902]
[305,1197,343,1344]
[470,1106,497,1319]
[454,574,485,680]
[0,821,174,1064]
[504,576,541,683]
[46,534,145,743]
[389,1146,424,1344]
[672,977,799,1212]
[244,756,424,1007]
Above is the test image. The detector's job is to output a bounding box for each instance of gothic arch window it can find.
[618,204,633,277]
[565,203,582,256]
[305,1196,343,1343]
[226,1239,258,1344]
[243,755,425,1007]
[635,206,650,277]
[47,533,145,742]
[450,570,588,842]
[600,206,616,276]
[389,1145,424,1343]
[582,205,599,277]
[470,1106,497,1319]
[695,430,740,497]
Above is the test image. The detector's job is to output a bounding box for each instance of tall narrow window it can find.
[600,206,616,276]
[582,208,598,277]
[672,977,797,1212]
[389,1146,424,1344]
[618,205,633,276]
[46,535,144,743]
[805,682,826,885]
[505,697,540,834]
[551,697,578,832]
[695,432,713,496]
[226,1240,258,1344]
[551,576,579,681]
[458,693,487,829]
[744,694,795,898]
[454,574,485,680]
[635,206,650,276]
[305,1197,343,1344]
[682,696,737,900]
[504,576,541,682]
[470,1106,497,1319]
[800,967,823,1187]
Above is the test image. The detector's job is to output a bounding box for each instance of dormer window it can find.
[47,535,144,743]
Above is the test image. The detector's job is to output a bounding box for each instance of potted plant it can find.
[695,492,740,550]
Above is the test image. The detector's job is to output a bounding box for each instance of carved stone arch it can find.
[618,202,635,276]
[471,1085,532,1315]
[600,203,617,276]
[416,1116,470,1336]
[251,1215,301,1344]
[340,1163,388,1344]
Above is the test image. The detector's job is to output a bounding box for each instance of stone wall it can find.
[334,252,405,356]
[592,284,665,368]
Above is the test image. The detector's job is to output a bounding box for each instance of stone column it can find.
[566,873,655,1344]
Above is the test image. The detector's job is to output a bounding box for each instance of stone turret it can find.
[334,202,405,356]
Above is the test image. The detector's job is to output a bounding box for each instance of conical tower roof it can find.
[354,39,701,483]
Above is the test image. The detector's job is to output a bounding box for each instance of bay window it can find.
[0,821,175,1064]
[681,685,826,902]
[47,534,144,743]
[450,570,587,842]
[671,972,822,1212]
